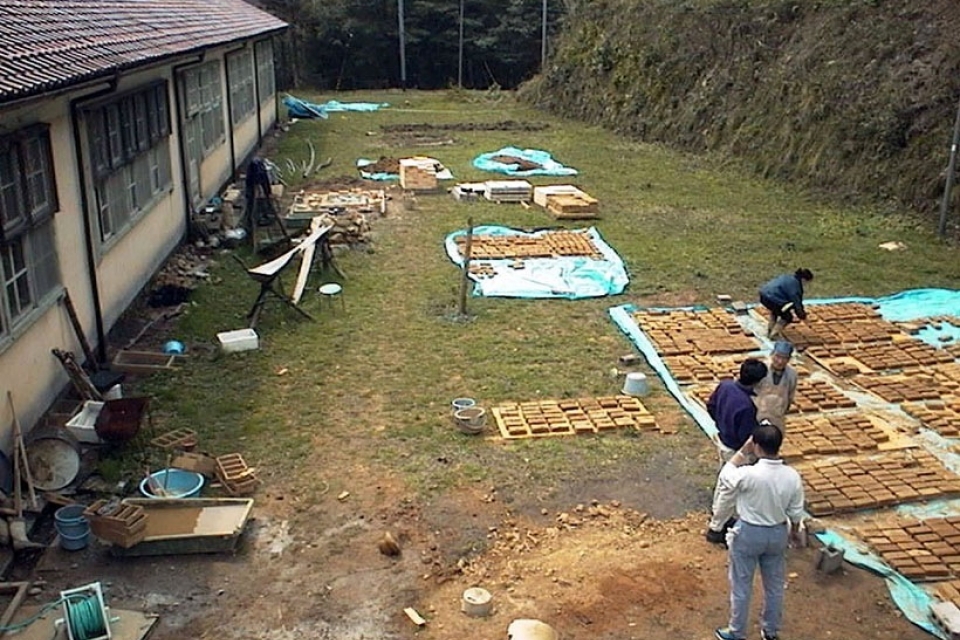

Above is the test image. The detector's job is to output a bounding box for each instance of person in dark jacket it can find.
[758,268,814,338]
[705,358,768,544]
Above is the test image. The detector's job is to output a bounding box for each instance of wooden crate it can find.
[545,192,599,219]
[150,428,198,450]
[84,500,148,548]
[216,453,260,496]
[172,452,218,477]
[399,159,439,191]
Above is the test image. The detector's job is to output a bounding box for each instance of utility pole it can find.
[939,94,960,238]
[398,0,407,89]
[541,0,547,70]
[458,0,465,88]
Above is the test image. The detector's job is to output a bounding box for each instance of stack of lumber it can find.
[399,158,440,191]
[484,180,532,203]
[534,185,599,219]
[451,182,486,201]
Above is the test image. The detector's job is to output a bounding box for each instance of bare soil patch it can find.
[380,120,550,133]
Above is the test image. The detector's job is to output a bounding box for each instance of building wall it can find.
[0,36,278,445]
[0,92,98,443]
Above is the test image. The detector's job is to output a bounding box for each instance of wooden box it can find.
[216,453,260,496]
[112,350,186,374]
[172,452,218,477]
[84,500,148,548]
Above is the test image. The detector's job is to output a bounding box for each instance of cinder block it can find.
[930,601,960,640]
[814,544,845,574]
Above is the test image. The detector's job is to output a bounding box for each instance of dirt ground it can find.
[9,197,937,640]
[18,432,933,640]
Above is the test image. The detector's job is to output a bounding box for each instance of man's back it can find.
[708,379,758,451]
[724,459,804,527]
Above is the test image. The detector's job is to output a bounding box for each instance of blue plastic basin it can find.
[139,468,204,499]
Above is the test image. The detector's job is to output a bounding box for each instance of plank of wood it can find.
[292,217,325,304]
[403,607,426,627]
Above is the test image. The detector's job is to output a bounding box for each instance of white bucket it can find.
[621,372,650,397]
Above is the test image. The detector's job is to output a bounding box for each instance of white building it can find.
[0,0,287,444]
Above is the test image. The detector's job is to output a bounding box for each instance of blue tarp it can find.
[283,95,389,119]
[356,157,454,182]
[814,531,943,639]
[608,288,960,637]
[445,225,629,299]
[473,147,578,176]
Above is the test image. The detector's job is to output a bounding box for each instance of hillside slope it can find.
[521,0,960,225]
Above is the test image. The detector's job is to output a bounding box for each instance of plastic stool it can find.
[318,283,345,311]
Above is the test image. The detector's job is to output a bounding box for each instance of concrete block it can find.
[814,544,845,573]
[931,601,960,640]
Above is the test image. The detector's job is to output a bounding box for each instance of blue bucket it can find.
[54,505,90,551]
[139,468,204,499]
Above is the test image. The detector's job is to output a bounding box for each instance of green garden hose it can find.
[63,593,107,640]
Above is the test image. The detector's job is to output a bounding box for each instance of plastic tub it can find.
[454,407,486,434]
[451,397,476,413]
[139,468,204,499]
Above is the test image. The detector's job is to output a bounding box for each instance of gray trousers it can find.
[726,521,789,638]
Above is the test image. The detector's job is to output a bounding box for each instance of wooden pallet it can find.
[492,396,661,440]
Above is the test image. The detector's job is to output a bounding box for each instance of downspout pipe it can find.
[253,43,263,144]
[172,54,205,237]
[69,77,119,366]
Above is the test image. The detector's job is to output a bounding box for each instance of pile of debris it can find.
[314,210,373,246]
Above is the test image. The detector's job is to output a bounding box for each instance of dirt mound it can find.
[381,120,550,133]
[364,157,401,174]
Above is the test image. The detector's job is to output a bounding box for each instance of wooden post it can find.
[61,290,98,370]
[7,392,37,511]
[457,218,474,317]
[940,94,960,238]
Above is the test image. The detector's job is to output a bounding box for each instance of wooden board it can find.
[10,605,158,640]
[112,350,186,374]
[110,497,253,557]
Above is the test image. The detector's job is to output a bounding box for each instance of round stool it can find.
[318,283,345,311]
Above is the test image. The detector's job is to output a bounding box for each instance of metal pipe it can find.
[939,94,960,238]
[398,0,407,89]
[69,78,119,365]
[458,0,465,88]
[541,0,548,71]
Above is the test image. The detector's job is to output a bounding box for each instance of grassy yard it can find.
[130,90,960,508]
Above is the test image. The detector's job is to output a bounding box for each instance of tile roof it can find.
[0,0,287,103]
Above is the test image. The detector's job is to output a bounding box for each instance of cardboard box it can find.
[172,452,218,477]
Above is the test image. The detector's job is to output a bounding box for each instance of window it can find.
[0,125,60,337]
[181,61,224,154]
[255,40,276,105]
[227,49,256,125]
[85,83,172,242]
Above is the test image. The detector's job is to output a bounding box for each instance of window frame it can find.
[227,49,256,126]
[83,82,174,245]
[0,124,61,343]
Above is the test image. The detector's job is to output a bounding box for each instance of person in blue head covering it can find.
[755,341,798,430]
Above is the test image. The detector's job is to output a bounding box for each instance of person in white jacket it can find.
[714,423,805,640]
